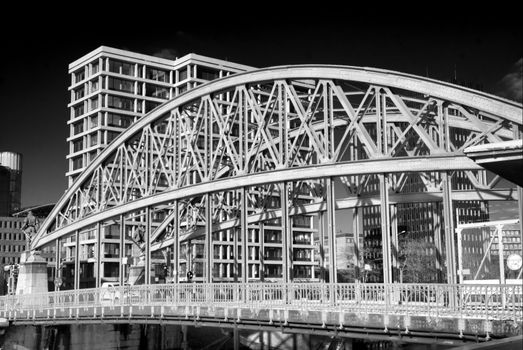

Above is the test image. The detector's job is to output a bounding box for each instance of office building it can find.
[0,151,22,216]
[0,217,26,265]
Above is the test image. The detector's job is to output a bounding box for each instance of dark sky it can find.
[0,5,521,208]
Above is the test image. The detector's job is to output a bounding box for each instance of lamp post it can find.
[3,264,19,295]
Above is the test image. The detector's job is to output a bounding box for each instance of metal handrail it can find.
[1,282,521,322]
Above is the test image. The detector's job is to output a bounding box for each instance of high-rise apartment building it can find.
[67,46,253,185]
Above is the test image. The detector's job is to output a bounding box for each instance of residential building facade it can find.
[67,46,253,185]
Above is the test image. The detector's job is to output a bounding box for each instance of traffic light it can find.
[186,270,193,282]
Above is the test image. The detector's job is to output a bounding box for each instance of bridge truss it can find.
[30,66,522,295]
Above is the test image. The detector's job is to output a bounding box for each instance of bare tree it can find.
[398,236,439,283]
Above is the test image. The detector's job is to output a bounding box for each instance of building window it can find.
[194,262,203,277]
[264,247,282,260]
[90,98,98,110]
[146,67,169,82]
[293,266,311,278]
[107,113,132,128]
[90,115,98,128]
[73,122,84,135]
[72,139,83,152]
[293,233,311,245]
[197,67,219,80]
[92,62,99,75]
[293,215,311,228]
[73,104,84,117]
[108,95,134,111]
[91,80,99,93]
[178,84,188,94]
[108,77,134,93]
[74,69,85,83]
[178,68,188,81]
[104,224,120,239]
[106,131,120,144]
[293,248,311,261]
[145,84,169,99]
[264,230,282,243]
[145,101,161,113]
[265,265,282,278]
[108,59,135,76]
[90,133,98,147]
[104,262,119,277]
[72,157,83,170]
[74,87,85,100]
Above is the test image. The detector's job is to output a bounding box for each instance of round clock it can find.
[507,254,522,271]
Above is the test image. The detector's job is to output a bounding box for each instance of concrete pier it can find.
[15,250,48,296]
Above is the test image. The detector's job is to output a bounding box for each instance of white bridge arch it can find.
[31,65,522,289]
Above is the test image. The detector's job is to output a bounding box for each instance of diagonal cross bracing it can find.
[32,65,522,250]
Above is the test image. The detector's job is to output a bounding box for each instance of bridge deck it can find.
[1,283,521,342]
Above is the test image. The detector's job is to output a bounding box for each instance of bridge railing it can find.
[1,283,521,321]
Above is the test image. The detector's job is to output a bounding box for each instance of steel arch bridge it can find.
[4,65,521,342]
[31,65,522,288]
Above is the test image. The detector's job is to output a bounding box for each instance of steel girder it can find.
[30,65,522,286]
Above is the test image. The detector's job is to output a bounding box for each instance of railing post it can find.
[240,187,248,303]
[95,222,102,288]
[456,228,464,284]
[281,182,292,306]
[496,225,507,308]
[442,172,457,308]
[206,193,213,284]
[514,125,523,272]
[326,177,337,285]
[145,207,151,285]
[119,214,125,285]
[74,230,80,291]
[173,200,179,284]
[319,212,326,282]
[379,174,392,285]
[282,182,290,284]
[55,239,61,291]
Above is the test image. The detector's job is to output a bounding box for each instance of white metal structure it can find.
[28,65,522,297]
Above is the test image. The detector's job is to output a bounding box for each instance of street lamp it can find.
[4,264,19,295]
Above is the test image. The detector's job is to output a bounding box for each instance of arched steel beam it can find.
[32,65,522,248]
[34,155,481,248]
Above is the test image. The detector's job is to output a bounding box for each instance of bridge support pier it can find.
[181,325,188,350]
[234,326,239,350]
[15,250,48,296]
